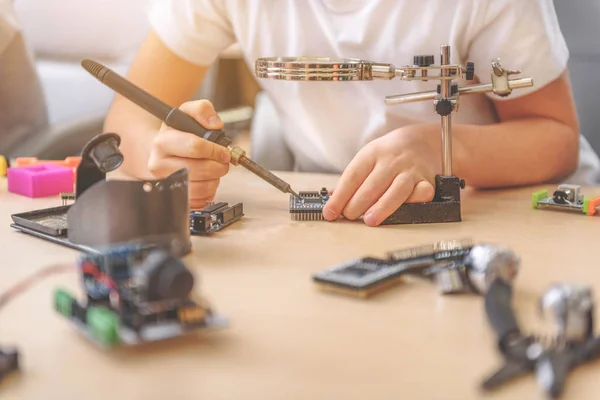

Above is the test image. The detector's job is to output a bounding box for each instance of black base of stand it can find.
[381,175,465,225]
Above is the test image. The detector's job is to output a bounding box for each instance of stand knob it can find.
[414,55,434,67]
[466,62,475,80]
[435,99,454,116]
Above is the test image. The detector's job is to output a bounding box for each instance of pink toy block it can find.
[7,164,74,198]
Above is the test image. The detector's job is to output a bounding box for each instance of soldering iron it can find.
[81,59,300,198]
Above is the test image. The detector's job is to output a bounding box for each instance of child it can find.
[104,0,600,226]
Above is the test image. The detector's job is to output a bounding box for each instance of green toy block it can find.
[532,189,548,209]
[87,306,119,346]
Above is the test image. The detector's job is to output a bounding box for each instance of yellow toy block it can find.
[0,155,7,177]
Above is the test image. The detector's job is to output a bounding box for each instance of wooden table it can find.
[1,168,599,400]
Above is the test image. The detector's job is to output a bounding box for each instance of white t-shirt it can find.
[148,0,600,184]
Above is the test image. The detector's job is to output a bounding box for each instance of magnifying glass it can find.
[255,57,396,81]
[254,56,533,104]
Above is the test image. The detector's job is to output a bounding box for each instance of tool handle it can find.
[485,279,520,343]
[164,109,231,147]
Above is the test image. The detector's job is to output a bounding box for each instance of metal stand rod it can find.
[384,78,533,105]
[440,45,452,177]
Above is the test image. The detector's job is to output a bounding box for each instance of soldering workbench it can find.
[1,45,599,399]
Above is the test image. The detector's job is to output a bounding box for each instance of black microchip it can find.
[289,188,329,221]
[190,202,244,234]
[312,257,409,297]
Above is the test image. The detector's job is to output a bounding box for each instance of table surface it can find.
[1,168,599,400]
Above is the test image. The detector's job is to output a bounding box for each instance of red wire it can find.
[80,261,120,303]
[81,261,117,290]
[0,260,123,312]
[0,264,73,310]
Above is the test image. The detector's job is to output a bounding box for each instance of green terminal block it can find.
[583,197,591,214]
[532,189,548,209]
[87,306,119,346]
[54,289,74,317]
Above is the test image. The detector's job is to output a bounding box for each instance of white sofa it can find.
[14,0,154,127]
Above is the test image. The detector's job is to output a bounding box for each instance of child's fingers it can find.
[322,155,375,221]
[178,99,224,130]
[148,156,229,180]
[153,128,231,163]
[189,179,221,200]
[362,174,416,226]
[341,164,395,221]
[405,180,435,203]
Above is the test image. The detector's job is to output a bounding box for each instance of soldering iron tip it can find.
[289,189,301,198]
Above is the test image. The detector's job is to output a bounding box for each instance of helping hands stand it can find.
[255,44,534,224]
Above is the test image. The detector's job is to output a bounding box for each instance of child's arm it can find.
[323,70,579,226]
[453,70,579,188]
[103,30,231,208]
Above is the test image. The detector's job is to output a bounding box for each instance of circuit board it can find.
[60,192,75,205]
[11,201,244,253]
[289,188,329,221]
[11,205,70,236]
[386,238,473,264]
[313,239,475,298]
[54,244,228,348]
[190,202,244,234]
[64,305,228,348]
[55,289,228,348]
[532,185,600,216]
[312,257,409,298]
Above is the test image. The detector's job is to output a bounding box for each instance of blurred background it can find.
[9,0,259,159]
[8,0,600,165]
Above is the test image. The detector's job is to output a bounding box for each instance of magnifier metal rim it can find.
[255,57,367,81]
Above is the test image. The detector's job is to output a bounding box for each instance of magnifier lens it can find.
[255,57,366,81]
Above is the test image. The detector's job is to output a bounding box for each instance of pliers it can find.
[481,280,600,398]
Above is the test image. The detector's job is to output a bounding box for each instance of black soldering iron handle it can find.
[81,59,231,148]
[485,278,521,347]
[164,109,232,147]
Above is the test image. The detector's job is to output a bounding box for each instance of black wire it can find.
[484,278,521,349]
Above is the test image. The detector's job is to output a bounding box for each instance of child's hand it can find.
[147,100,231,209]
[322,126,441,226]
